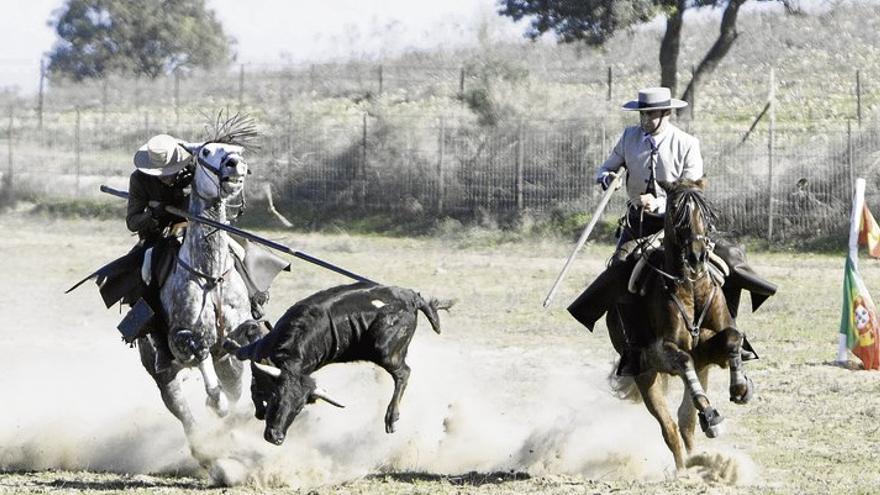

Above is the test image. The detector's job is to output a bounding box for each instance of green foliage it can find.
[47,0,232,80]
[498,0,657,45]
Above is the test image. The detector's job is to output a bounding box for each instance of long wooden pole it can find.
[543,173,623,308]
[99,185,377,284]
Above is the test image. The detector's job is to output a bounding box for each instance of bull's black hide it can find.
[229,281,451,445]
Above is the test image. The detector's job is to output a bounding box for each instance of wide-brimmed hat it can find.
[622,87,688,111]
[133,134,192,176]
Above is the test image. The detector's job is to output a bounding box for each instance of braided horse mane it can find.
[201,110,260,149]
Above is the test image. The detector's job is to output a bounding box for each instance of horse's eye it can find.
[202,148,210,157]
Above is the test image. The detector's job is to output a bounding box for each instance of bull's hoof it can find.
[730,375,754,405]
[385,410,399,434]
[698,407,724,439]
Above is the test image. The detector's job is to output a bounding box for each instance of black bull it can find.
[226,282,453,445]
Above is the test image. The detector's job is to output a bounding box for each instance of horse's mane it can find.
[667,179,718,233]
[202,110,260,150]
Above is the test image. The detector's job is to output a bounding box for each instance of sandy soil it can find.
[1,211,878,494]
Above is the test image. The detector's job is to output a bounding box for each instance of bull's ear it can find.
[695,178,707,190]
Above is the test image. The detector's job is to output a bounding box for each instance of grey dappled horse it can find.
[137,141,251,438]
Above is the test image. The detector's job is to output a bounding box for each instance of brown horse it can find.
[606,178,754,470]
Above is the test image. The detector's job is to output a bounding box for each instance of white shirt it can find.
[596,123,703,214]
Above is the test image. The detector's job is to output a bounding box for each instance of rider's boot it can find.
[614,302,647,376]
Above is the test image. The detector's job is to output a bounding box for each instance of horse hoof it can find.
[730,375,754,405]
[698,407,724,438]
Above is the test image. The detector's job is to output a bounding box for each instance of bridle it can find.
[191,146,247,221]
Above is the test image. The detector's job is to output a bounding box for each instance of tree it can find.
[47,0,233,80]
[499,0,771,105]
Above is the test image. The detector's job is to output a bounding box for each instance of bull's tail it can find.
[416,294,455,334]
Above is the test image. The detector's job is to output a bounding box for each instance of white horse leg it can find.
[138,336,196,433]
[198,356,230,417]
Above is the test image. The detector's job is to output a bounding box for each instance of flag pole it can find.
[839,177,866,363]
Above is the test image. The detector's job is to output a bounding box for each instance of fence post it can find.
[437,117,445,213]
[459,67,465,94]
[607,66,613,101]
[767,68,776,244]
[286,112,293,171]
[174,69,180,126]
[5,107,13,202]
[37,59,45,130]
[238,64,245,110]
[848,119,854,199]
[515,122,524,211]
[75,107,81,197]
[360,113,367,207]
[856,69,862,128]
[690,64,696,122]
[101,77,108,125]
[378,65,383,94]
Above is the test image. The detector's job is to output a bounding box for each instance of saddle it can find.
[626,242,729,297]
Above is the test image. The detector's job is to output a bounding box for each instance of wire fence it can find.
[2,106,879,243]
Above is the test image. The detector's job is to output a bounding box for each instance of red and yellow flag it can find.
[840,256,880,370]
[858,204,880,258]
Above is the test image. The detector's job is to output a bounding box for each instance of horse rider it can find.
[567,87,777,376]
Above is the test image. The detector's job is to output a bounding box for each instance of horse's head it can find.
[186,141,249,205]
[658,178,718,280]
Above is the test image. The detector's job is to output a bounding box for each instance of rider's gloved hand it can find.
[596,172,615,191]
[148,202,165,219]
[639,194,665,213]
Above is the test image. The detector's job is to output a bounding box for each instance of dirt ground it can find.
[1,211,879,495]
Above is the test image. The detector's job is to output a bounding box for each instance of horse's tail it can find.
[607,360,669,403]
[415,293,455,335]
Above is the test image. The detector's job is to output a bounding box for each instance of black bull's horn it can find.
[99,185,377,284]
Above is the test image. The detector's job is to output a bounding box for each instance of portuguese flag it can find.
[840,255,880,370]
[859,204,880,258]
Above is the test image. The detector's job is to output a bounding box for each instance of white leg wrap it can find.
[684,368,706,399]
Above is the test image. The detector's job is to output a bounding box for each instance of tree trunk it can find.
[678,0,746,109]
[659,0,687,94]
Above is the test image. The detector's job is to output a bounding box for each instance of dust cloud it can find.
[0,224,754,488]
[0,316,755,488]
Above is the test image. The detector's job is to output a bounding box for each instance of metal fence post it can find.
[101,77,108,126]
[767,68,776,244]
[5,107,13,202]
[690,64,696,123]
[515,122,524,211]
[459,67,465,94]
[378,65,383,94]
[174,69,180,126]
[607,66,613,101]
[37,59,45,130]
[856,69,862,128]
[437,117,445,213]
[848,119,854,199]
[75,107,81,197]
[360,113,367,207]
[238,64,245,110]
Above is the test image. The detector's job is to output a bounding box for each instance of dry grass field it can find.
[1,209,879,494]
